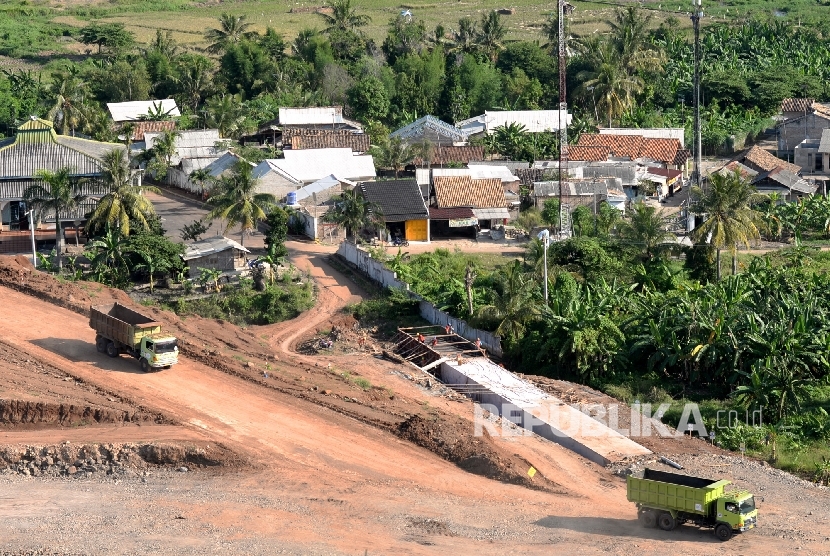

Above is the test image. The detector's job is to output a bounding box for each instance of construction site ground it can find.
[0,244,828,555]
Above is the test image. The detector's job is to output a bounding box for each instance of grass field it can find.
[4,0,827,64]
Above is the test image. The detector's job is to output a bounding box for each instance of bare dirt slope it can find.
[0,251,829,554]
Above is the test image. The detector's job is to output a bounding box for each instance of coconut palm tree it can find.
[691,168,763,279]
[477,11,506,63]
[173,54,214,112]
[323,188,383,243]
[450,17,478,54]
[575,38,643,127]
[372,137,417,178]
[47,68,88,136]
[618,201,674,262]
[318,0,371,34]
[205,161,276,246]
[23,168,88,271]
[205,13,256,54]
[477,260,541,343]
[147,129,181,184]
[86,149,160,236]
[607,6,663,74]
[203,94,250,139]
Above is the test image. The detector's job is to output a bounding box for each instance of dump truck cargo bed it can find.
[627,469,731,516]
[90,303,162,349]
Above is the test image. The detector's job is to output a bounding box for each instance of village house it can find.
[144,129,226,191]
[431,175,508,232]
[253,148,375,199]
[107,99,179,147]
[285,174,349,241]
[182,236,249,276]
[776,101,830,158]
[0,117,123,242]
[717,147,816,199]
[245,106,362,147]
[358,179,430,242]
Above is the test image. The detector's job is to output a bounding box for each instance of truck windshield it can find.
[154,340,178,354]
[739,497,756,513]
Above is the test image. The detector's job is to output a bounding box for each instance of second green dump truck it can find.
[627,468,758,541]
[90,303,178,372]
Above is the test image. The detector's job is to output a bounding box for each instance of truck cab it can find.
[140,335,179,371]
[718,492,758,533]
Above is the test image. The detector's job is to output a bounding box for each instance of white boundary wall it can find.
[337,241,503,357]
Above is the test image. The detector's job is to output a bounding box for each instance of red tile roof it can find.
[743,146,801,174]
[568,145,611,161]
[283,129,370,152]
[432,176,506,208]
[577,133,684,166]
[781,98,815,113]
[126,120,177,141]
[414,145,484,166]
[578,133,644,158]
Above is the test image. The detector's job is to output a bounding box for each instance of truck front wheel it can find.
[639,511,656,528]
[140,358,150,373]
[715,523,732,541]
[106,342,119,358]
[657,512,676,531]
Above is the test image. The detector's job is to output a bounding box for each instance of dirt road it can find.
[0,242,829,554]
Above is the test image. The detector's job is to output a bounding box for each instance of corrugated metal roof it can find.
[467,164,519,183]
[467,160,530,171]
[532,180,609,197]
[107,99,180,122]
[294,175,341,203]
[753,168,816,194]
[457,110,572,135]
[472,208,510,220]
[144,129,222,151]
[259,148,376,183]
[819,129,830,154]
[416,168,431,185]
[181,157,218,175]
[279,107,346,126]
[183,236,249,261]
[390,115,469,143]
[0,118,123,180]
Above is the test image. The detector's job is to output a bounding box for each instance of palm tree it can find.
[323,188,383,243]
[87,226,131,286]
[174,54,214,112]
[148,129,181,184]
[607,6,663,75]
[23,168,88,271]
[318,0,371,34]
[477,260,541,343]
[691,168,762,279]
[47,68,88,136]
[189,168,214,198]
[133,249,171,293]
[450,17,478,54]
[205,161,276,246]
[86,149,160,236]
[493,122,529,160]
[618,201,674,261]
[372,137,416,178]
[575,38,643,127]
[203,94,250,139]
[477,11,506,63]
[205,13,256,54]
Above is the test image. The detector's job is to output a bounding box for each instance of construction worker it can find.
[444,324,451,335]
[476,337,485,356]
[417,332,425,343]
[431,336,439,347]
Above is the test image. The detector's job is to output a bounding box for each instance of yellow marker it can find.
[528,466,537,478]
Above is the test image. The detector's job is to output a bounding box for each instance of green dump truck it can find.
[627,468,758,541]
[90,303,178,372]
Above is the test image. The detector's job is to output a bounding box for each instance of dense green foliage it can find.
[2,6,828,157]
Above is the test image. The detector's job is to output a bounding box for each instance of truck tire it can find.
[96,336,107,353]
[140,358,150,373]
[657,512,677,531]
[639,511,657,528]
[715,523,732,541]
[106,342,119,358]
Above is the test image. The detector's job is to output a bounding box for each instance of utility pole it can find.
[557,0,573,237]
[691,0,703,189]
[537,230,550,304]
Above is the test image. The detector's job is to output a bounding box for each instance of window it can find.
[154,340,178,354]
[739,497,755,514]
[725,502,738,513]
